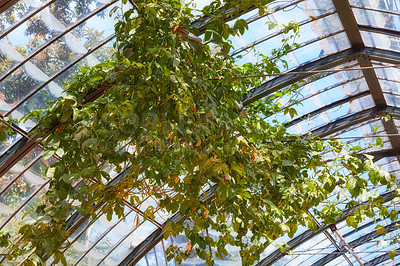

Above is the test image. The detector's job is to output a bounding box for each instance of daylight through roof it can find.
[1,0,400,265]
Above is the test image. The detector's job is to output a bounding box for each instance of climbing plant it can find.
[0,0,399,265]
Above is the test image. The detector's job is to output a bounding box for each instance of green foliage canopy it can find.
[1,0,399,265]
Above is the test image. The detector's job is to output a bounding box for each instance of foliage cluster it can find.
[0,0,399,265]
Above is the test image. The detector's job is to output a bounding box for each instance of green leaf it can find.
[375,224,386,235]
[308,220,318,232]
[22,209,34,219]
[389,250,397,260]
[282,160,292,166]
[42,149,55,160]
[42,238,53,253]
[346,216,357,228]
[346,177,359,197]
[60,109,72,123]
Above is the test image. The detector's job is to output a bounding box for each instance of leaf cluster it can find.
[1,0,399,265]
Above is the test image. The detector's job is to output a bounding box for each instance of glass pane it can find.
[361,30,400,51]
[104,221,156,265]
[0,155,51,224]
[0,132,23,157]
[287,95,375,134]
[353,7,400,31]
[0,0,34,33]
[350,0,400,13]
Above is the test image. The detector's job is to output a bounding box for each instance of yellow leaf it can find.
[184,241,192,253]
[204,209,209,218]
[135,215,140,228]
[195,139,201,147]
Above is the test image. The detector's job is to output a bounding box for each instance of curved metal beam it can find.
[285,90,371,129]
[309,106,400,138]
[242,48,359,106]
[366,47,400,65]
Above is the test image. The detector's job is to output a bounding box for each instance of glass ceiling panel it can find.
[229,0,336,52]
[2,0,400,265]
[0,1,36,32]
[319,123,392,165]
[287,78,368,121]
[258,226,308,262]
[264,67,366,132]
[110,221,157,265]
[373,63,400,78]
[286,95,375,134]
[329,118,383,138]
[234,0,349,68]
[0,152,55,233]
[0,130,23,157]
[275,61,361,108]
[0,4,117,132]
[349,0,400,13]
[361,30,400,51]
[0,0,115,79]
[9,38,115,132]
[283,234,332,265]
[76,212,135,265]
[370,63,400,107]
[352,7,400,31]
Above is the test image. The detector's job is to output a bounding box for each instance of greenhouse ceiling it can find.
[1,0,400,265]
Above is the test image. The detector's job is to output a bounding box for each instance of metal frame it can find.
[0,0,118,85]
[256,190,397,266]
[313,221,399,266]
[2,0,400,265]
[0,34,115,176]
[231,1,331,56]
[0,0,20,14]
[0,0,58,41]
[257,1,400,265]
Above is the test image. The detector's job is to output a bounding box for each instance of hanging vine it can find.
[0,0,399,265]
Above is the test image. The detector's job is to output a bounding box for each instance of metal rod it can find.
[307,211,356,266]
[333,230,364,266]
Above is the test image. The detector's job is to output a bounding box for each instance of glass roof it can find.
[1,0,400,265]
